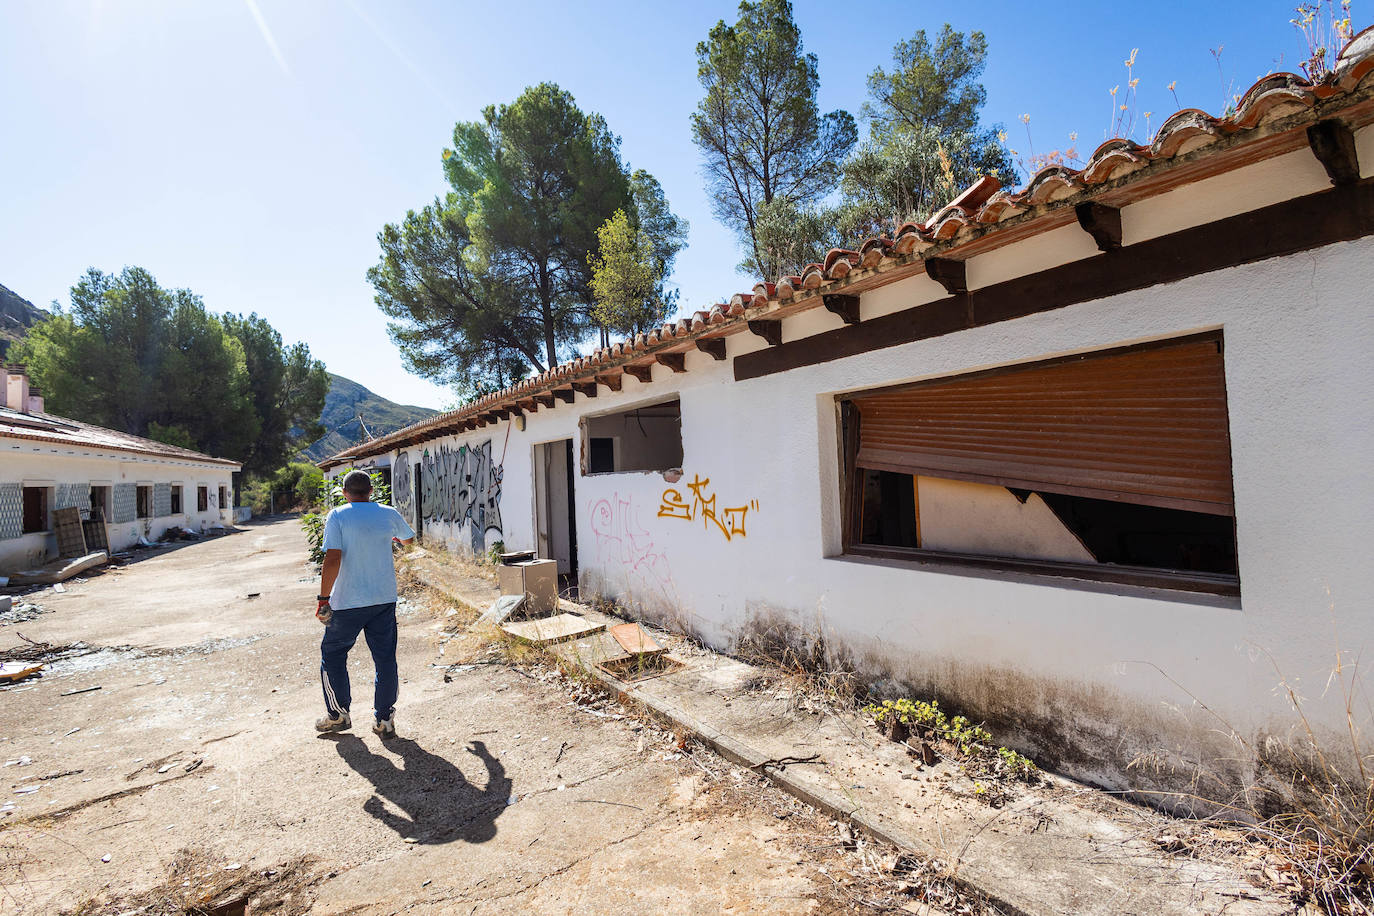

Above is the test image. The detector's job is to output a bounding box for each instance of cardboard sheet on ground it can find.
[479,594,526,625]
[501,613,604,646]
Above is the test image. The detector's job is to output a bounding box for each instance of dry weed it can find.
[67,848,321,916]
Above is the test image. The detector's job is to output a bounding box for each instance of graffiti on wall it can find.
[392,451,413,525]
[590,494,675,603]
[419,441,503,553]
[657,474,758,542]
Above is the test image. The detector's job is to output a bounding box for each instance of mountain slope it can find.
[297,373,438,463]
[0,283,52,360]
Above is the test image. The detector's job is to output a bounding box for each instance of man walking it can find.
[315,469,415,738]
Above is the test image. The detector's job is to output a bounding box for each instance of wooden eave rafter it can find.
[655,353,686,373]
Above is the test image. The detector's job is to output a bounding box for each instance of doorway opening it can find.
[533,439,578,599]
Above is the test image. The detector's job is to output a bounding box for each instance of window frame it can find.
[836,337,1241,598]
[170,484,183,515]
[196,486,208,513]
[136,484,153,520]
[21,484,51,534]
[579,395,684,477]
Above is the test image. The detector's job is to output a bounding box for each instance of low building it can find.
[1,366,240,573]
[325,32,1374,802]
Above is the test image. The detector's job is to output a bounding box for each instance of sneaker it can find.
[315,711,351,732]
[373,716,396,739]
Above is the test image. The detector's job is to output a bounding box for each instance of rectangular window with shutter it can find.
[839,333,1239,595]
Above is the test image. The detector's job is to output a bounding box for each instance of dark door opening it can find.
[534,439,578,599]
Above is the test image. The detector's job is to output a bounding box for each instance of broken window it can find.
[582,398,683,474]
[21,486,49,534]
[840,334,1239,594]
[170,485,183,515]
[197,486,208,512]
[136,485,152,519]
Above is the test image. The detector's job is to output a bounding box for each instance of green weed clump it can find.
[863,697,1038,781]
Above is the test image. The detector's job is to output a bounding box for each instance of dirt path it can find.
[0,519,930,915]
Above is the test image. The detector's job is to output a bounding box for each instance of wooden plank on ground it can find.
[501,613,604,646]
[609,622,664,658]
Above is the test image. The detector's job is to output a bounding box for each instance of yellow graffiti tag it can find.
[657,474,758,542]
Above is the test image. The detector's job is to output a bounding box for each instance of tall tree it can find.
[372,84,675,389]
[588,171,689,342]
[12,267,323,466]
[691,0,856,280]
[222,313,330,475]
[843,25,1015,236]
[370,200,533,391]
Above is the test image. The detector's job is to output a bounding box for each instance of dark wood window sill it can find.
[843,543,1241,599]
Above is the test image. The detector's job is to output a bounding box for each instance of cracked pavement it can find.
[0,517,886,915]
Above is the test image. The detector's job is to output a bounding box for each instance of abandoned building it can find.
[0,365,240,574]
[322,31,1374,800]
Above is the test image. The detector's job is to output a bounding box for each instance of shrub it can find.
[863,697,1038,782]
[301,467,391,565]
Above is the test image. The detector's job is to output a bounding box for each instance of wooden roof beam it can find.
[924,257,967,295]
[623,364,654,383]
[695,338,726,360]
[1308,118,1359,185]
[747,319,782,347]
[822,293,860,325]
[655,353,686,373]
[1075,202,1122,251]
[553,388,575,404]
[595,373,623,392]
[572,381,598,398]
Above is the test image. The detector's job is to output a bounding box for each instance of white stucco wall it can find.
[383,140,1374,798]
[0,442,236,573]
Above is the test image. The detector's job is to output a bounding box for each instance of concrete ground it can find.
[0,518,949,915]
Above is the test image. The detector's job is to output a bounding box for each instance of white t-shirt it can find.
[322,501,415,610]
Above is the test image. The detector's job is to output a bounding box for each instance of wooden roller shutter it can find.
[852,334,1235,516]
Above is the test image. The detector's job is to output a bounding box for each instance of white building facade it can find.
[327,37,1374,801]
[1,367,239,573]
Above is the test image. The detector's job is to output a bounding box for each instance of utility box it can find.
[497,559,558,615]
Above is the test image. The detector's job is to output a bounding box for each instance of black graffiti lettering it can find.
[412,441,503,549]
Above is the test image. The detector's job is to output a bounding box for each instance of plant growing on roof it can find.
[691,0,857,281]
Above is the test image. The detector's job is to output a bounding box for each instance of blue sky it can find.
[0,1,1344,409]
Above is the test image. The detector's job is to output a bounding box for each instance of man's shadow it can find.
[327,735,510,844]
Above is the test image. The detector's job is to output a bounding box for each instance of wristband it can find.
[317,595,330,601]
